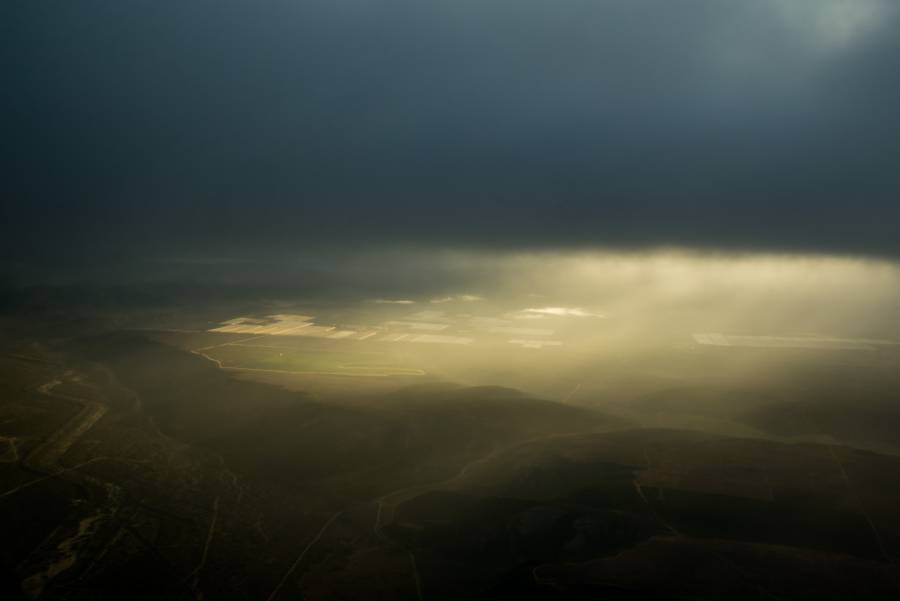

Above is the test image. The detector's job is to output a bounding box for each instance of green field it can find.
[204,344,426,377]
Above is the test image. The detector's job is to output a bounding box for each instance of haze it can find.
[3,2,900,600]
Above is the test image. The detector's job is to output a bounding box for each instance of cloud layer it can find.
[4,1,900,274]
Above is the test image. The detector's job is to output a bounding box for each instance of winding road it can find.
[27,375,108,471]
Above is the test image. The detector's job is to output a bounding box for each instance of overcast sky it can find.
[4,1,900,278]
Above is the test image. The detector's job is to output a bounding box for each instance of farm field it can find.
[201,343,426,377]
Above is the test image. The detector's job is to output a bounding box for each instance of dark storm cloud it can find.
[4,1,900,274]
